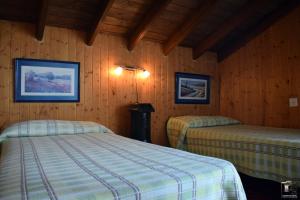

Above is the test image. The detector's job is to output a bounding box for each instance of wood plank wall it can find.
[0,20,219,145]
[219,6,300,128]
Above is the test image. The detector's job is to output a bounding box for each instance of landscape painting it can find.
[179,78,207,99]
[15,58,80,102]
[22,66,73,95]
[175,72,210,104]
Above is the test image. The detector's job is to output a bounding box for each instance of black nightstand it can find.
[129,103,155,143]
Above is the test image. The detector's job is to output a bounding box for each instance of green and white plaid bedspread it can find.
[0,133,246,200]
[167,117,300,186]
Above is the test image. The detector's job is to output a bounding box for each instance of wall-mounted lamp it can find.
[114,66,123,76]
[114,65,150,78]
[140,70,150,78]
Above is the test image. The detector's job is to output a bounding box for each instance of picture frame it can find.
[175,72,210,104]
[15,58,80,102]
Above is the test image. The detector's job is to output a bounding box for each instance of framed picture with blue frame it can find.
[175,72,210,104]
[15,58,80,102]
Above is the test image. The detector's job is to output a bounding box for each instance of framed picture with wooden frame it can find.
[15,58,80,102]
[175,72,210,104]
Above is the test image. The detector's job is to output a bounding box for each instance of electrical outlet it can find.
[289,97,298,107]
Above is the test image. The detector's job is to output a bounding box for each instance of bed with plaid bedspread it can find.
[167,116,300,187]
[0,120,246,200]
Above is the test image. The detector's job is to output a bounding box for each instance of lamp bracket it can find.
[119,65,144,71]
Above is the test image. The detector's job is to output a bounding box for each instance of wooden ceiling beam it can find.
[193,0,267,60]
[218,0,300,61]
[127,0,172,51]
[87,0,115,46]
[162,0,217,56]
[36,0,49,41]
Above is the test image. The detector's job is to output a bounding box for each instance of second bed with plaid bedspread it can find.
[167,116,300,187]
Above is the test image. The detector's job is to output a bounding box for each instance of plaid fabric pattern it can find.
[167,116,240,149]
[168,118,300,186]
[0,120,113,140]
[0,132,246,200]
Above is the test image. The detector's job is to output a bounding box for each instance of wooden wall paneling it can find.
[92,45,101,122]
[148,42,156,110]
[122,38,134,137]
[85,45,94,123]
[56,28,76,120]
[219,7,300,129]
[219,54,231,117]
[184,48,198,115]
[125,45,137,135]
[0,20,219,145]
[144,42,152,104]
[221,57,232,117]
[37,26,52,120]
[166,47,175,117]
[173,48,181,115]
[66,29,77,121]
[37,27,48,120]
[267,19,290,127]
[146,41,156,143]
[38,26,51,60]
[288,10,300,128]
[211,54,220,114]
[113,36,129,137]
[114,36,125,135]
[9,23,21,123]
[161,51,169,145]
[152,43,162,144]
[0,21,11,128]
[182,47,195,108]
[232,52,243,122]
[120,62,132,138]
[17,24,29,122]
[83,45,94,121]
[236,48,246,123]
[17,24,30,121]
[28,25,40,120]
[50,28,62,119]
[99,34,109,127]
[67,30,77,63]
[179,48,190,115]
[175,47,187,116]
[75,31,86,121]
[172,48,181,116]
[115,36,129,136]
[213,59,220,115]
[107,35,117,133]
[243,40,262,125]
[245,47,257,122]
[128,38,141,105]
[46,27,60,119]
[138,41,147,103]
[54,28,65,118]
[258,32,269,126]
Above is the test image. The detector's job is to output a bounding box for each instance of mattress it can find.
[0,120,246,200]
[167,116,300,186]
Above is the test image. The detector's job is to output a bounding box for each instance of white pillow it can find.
[1,120,113,139]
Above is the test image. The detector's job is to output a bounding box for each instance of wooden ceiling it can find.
[0,0,299,60]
